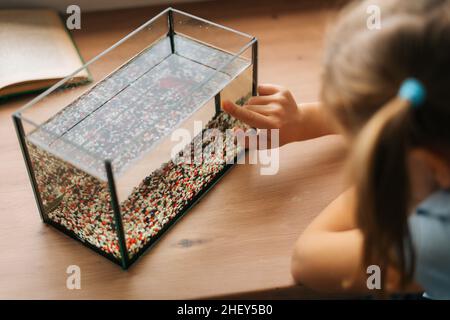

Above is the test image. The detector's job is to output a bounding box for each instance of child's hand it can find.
[222,84,303,149]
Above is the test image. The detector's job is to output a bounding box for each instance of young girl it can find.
[222,0,450,298]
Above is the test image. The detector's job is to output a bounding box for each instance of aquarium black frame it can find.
[12,7,258,270]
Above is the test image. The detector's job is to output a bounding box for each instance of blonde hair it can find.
[321,0,450,289]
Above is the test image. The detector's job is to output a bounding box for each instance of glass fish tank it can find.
[12,8,257,269]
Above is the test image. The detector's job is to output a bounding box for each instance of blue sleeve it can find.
[408,190,450,300]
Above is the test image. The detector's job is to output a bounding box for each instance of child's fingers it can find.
[246,95,276,106]
[258,84,282,96]
[222,100,276,128]
[243,104,274,116]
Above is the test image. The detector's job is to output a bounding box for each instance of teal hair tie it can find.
[398,78,426,108]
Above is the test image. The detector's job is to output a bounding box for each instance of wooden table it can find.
[0,0,347,299]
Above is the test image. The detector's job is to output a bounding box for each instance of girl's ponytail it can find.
[351,79,426,289]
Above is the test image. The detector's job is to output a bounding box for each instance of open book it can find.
[0,9,90,98]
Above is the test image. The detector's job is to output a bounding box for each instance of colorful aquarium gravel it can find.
[27,112,247,260]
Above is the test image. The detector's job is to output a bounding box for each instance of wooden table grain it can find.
[0,0,348,299]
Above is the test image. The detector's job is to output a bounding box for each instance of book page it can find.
[0,9,88,90]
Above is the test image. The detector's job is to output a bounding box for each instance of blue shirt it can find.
[409,189,450,300]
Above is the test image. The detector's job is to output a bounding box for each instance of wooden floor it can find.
[0,0,348,299]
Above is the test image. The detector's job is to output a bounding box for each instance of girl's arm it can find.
[291,188,423,294]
